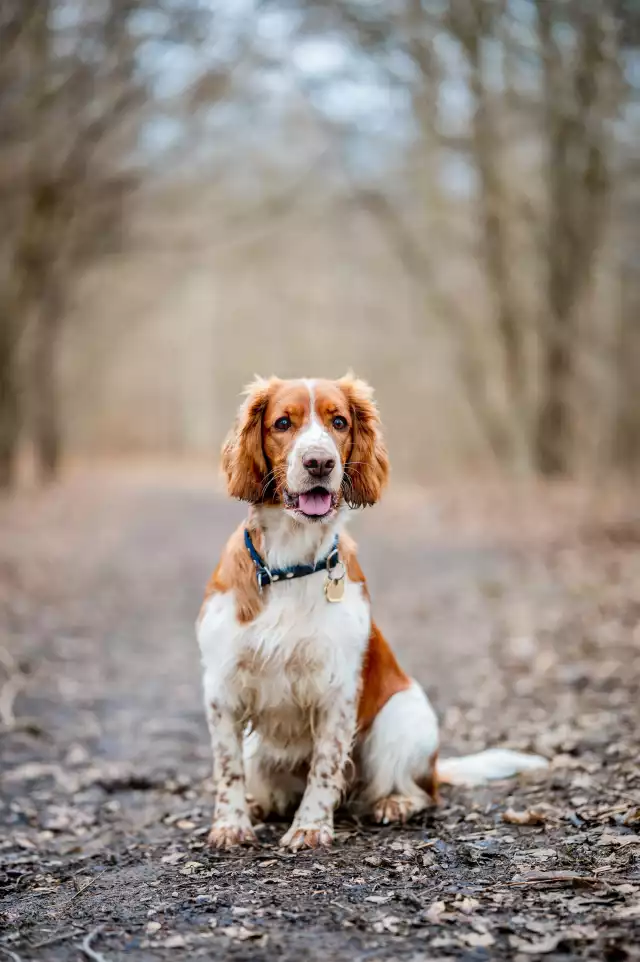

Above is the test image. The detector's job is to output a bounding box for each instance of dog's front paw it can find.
[279,822,333,852]
[207,818,258,851]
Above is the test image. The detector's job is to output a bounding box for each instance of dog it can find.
[196,374,547,851]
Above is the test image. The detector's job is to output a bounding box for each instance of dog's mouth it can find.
[284,487,337,520]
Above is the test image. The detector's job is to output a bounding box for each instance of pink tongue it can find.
[298,490,332,516]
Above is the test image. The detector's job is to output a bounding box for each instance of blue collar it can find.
[244,529,340,591]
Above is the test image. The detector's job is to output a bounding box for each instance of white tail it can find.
[437,748,549,786]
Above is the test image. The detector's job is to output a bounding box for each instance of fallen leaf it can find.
[510,926,597,954]
[372,915,401,934]
[510,933,563,954]
[459,896,480,914]
[163,934,187,949]
[161,852,186,865]
[462,931,495,948]
[523,848,557,860]
[425,900,446,923]
[615,903,640,919]
[429,936,459,949]
[503,807,547,826]
[220,925,262,941]
[598,833,640,847]
[508,871,598,887]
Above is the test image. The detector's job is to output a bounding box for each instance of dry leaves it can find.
[2,475,640,961]
[509,871,599,887]
[503,807,547,825]
[598,833,640,847]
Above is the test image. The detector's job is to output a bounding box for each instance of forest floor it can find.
[1,466,639,961]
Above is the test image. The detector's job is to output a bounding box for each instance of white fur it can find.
[358,681,439,809]
[437,749,549,786]
[286,379,342,496]
[197,509,370,848]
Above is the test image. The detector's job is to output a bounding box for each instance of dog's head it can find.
[221,375,389,523]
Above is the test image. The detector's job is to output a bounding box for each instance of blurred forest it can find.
[0,0,638,487]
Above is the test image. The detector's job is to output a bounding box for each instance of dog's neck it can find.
[250,504,347,571]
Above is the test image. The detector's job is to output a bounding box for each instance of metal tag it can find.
[324,561,346,603]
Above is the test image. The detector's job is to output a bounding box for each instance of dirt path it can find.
[1,470,639,960]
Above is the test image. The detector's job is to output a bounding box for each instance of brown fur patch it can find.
[200,522,264,624]
[337,375,389,507]
[339,531,370,602]
[357,622,412,733]
[222,379,274,503]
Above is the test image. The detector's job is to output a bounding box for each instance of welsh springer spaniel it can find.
[197,375,546,851]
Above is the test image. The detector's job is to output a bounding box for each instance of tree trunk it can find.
[448,3,529,469]
[613,274,640,474]
[535,320,572,476]
[32,287,62,482]
[533,2,613,476]
[0,314,20,489]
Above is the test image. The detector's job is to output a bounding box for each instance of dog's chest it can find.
[223,575,369,717]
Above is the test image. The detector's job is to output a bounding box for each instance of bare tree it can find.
[0,0,213,485]
[279,0,633,476]
[533,0,618,475]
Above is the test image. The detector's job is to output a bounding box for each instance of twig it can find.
[507,871,598,887]
[80,927,109,962]
[0,946,23,962]
[58,870,106,915]
[29,928,82,950]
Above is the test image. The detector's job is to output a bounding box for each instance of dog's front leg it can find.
[280,697,356,852]
[207,701,257,850]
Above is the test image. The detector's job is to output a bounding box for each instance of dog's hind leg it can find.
[357,681,440,824]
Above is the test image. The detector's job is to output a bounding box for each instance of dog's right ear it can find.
[221,377,275,502]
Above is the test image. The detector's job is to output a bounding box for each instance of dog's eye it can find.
[332,416,348,430]
[274,416,291,432]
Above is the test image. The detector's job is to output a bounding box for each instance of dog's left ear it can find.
[337,373,389,507]
[221,377,275,502]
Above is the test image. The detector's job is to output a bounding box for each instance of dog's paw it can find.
[372,794,421,825]
[279,822,333,852]
[207,819,258,851]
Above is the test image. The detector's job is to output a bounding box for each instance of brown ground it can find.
[1,468,639,961]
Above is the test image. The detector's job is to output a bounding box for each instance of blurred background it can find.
[2,6,640,950]
[0,0,638,487]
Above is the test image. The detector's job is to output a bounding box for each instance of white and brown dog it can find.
[196,375,546,852]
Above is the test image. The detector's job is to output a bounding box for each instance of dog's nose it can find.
[302,450,336,479]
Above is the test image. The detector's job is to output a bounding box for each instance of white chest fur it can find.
[197,515,371,752]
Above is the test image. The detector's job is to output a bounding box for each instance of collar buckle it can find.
[257,565,272,591]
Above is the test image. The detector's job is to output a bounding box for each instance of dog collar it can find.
[244,529,340,591]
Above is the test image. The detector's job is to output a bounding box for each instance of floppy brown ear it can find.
[338,374,389,507]
[221,377,274,502]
